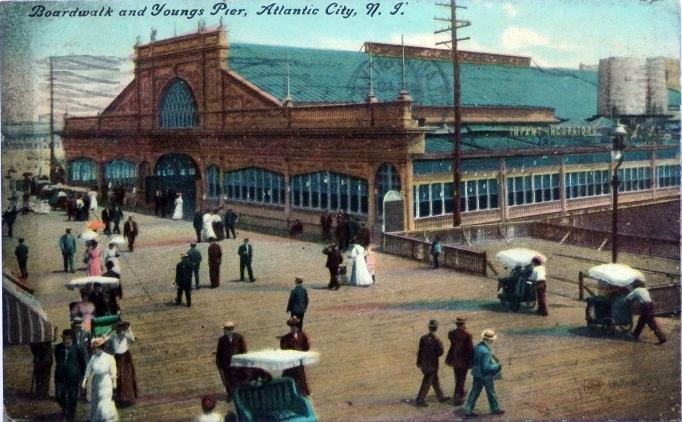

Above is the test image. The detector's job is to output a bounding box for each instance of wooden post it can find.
[578,271,584,301]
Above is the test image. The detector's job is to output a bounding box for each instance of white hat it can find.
[481,329,497,340]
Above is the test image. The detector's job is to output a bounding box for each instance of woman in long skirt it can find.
[172,193,184,220]
[106,321,138,406]
[349,242,373,286]
[89,189,99,211]
[87,240,103,276]
[83,338,119,422]
[212,211,224,241]
[280,316,311,396]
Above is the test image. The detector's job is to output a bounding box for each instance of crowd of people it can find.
[5,183,671,422]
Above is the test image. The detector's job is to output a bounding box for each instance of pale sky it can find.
[0,0,680,120]
[1,0,680,67]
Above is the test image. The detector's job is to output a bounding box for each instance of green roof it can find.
[229,43,599,120]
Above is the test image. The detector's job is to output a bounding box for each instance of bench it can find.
[234,377,317,422]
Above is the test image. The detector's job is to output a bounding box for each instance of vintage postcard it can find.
[1,0,680,420]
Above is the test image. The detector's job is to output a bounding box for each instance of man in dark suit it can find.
[224,209,238,239]
[193,211,203,244]
[216,321,247,402]
[175,254,194,307]
[237,238,255,282]
[15,237,28,278]
[323,244,343,290]
[111,204,123,234]
[154,187,164,217]
[445,317,474,406]
[70,317,91,362]
[286,277,309,329]
[54,329,86,422]
[415,319,449,407]
[123,216,139,252]
[101,206,112,235]
[187,242,202,289]
[464,329,504,417]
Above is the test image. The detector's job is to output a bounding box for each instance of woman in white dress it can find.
[89,190,99,211]
[201,211,217,241]
[104,243,121,275]
[83,338,119,422]
[349,242,373,286]
[172,193,184,220]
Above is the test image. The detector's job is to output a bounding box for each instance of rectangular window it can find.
[534,175,543,203]
[340,176,349,211]
[478,179,489,210]
[586,171,594,196]
[302,175,311,207]
[524,176,533,204]
[489,179,498,209]
[292,177,301,206]
[248,169,256,200]
[413,186,418,217]
[578,172,587,197]
[320,173,329,209]
[459,182,466,213]
[263,172,272,203]
[360,182,368,214]
[350,179,359,213]
[311,173,320,208]
[330,174,339,209]
[419,184,430,217]
[507,178,515,206]
[551,174,560,200]
[431,183,443,215]
[466,181,478,211]
[256,170,264,202]
[514,177,524,205]
[444,182,454,213]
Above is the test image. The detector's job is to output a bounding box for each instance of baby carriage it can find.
[495,248,546,311]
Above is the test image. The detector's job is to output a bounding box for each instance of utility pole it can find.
[435,0,470,227]
[49,56,56,182]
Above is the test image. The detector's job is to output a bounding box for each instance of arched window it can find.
[292,171,368,215]
[375,163,401,217]
[104,159,137,187]
[207,166,220,197]
[155,154,198,177]
[159,79,198,128]
[68,158,97,184]
[224,167,285,206]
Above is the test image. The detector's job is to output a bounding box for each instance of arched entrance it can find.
[146,153,200,218]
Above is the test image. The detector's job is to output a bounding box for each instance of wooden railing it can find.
[532,222,680,260]
[382,232,487,275]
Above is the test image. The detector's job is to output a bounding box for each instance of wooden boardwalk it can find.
[3,211,680,421]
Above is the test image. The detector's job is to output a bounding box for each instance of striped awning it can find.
[3,272,54,345]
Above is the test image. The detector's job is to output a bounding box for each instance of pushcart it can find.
[582,263,641,334]
[495,248,546,311]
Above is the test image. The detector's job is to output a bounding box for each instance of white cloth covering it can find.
[84,351,119,422]
[172,197,184,220]
[202,213,217,241]
[349,244,373,286]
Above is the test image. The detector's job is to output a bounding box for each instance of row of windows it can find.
[565,170,610,199]
[413,179,498,218]
[104,160,137,187]
[656,165,681,187]
[224,168,286,206]
[69,159,98,183]
[507,174,561,206]
[292,172,369,215]
[616,167,652,193]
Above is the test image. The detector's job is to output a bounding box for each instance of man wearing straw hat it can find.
[215,321,247,402]
[415,319,449,407]
[446,317,474,406]
[464,329,504,417]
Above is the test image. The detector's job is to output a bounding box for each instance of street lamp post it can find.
[610,122,627,263]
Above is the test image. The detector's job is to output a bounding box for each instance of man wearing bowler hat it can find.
[286,277,308,329]
[175,253,194,307]
[415,319,449,407]
[54,329,86,422]
[464,329,504,417]
[446,317,474,406]
[187,242,202,290]
[216,321,247,402]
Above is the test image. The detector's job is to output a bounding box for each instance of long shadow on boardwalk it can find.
[504,324,633,342]
[386,299,498,313]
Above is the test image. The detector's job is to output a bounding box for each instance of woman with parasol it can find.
[105,321,138,406]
